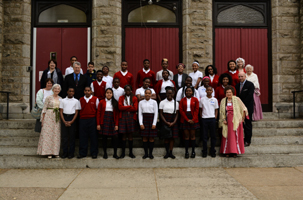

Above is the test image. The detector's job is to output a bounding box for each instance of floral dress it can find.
[37,95,61,155]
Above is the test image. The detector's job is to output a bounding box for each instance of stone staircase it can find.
[0,113,303,169]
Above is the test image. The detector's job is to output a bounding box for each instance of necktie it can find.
[75,75,78,86]
[240,83,243,93]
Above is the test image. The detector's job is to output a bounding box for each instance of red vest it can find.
[93,81,107,100]
[79,96,98,119]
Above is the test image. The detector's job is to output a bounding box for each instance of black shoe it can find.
[142,154,148,159]
[103,153,108,159]
[113,154,119,159]
[68,155,74,159]
[77,155,86,159]
[211,153,216,158]
[92,155,97,159]
[185,152,189,159]
[149,154,154,159]
[61,154,68,159]
[244,142,251,147]
[202,153,207,158]
[129,153,136,159]
[119,153,125,159]
[169,153,176,159]
[164,153,169,159]
[191,152,196,158]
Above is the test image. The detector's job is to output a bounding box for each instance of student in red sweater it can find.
[223,60,239,87]
[113,61,134,89]
[215,73,236,105]
[205,65,219,90]
[118,85,138,159]
[78,86,100,159]
[97,88,120,159]
[91,70,110,100]
[154,70,176,102]
[179,87,200,159]
[136,59,156,89]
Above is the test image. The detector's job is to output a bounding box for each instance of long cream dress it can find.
[37,95,61,155]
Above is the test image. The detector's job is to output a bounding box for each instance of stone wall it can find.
[182,0,212,74]
[92,0,122,77]
[0,0,31,117]
[272,0,303,116]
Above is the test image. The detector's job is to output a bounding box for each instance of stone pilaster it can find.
[182,0,212,73]
[92,0,122,76]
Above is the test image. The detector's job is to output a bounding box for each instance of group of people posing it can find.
[35,56,263,160]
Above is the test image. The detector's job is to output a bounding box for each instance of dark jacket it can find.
[84,70,97,86]
[236,80,255,115]
[173,73,188,92]
[40,68,64,89]
[63,73,88,100]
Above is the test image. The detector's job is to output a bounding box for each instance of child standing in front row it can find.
[118,85,138,159]
[97,88,120,159]
[179,87,200,159]
[200,86,219,158]
[78,87,99,159]
[59,87,81,159]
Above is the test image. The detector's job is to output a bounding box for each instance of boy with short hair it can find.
[113,61,134,89]
[78,86,100,159]
[59,87,80,159]
[90,70,111,100]
[65,56,83,75]
[112,78,125,101]
[84,61,97,86]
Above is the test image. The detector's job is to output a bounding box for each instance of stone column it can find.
[92,0,122,76]
[182,0,212,74]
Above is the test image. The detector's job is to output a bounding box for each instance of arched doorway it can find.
[122,0,182,87]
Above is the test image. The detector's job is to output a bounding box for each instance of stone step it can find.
[0,119,36,129]
[252,119,303,128]
[0,153,302,169]
[1,145,303,156]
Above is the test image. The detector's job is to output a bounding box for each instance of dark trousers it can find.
[202,118,216,154]
[79,117,98,156]
[243,113,253,143]
[61,114,76,156]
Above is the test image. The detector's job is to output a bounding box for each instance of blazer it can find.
[179,97,200,123]
[118,95,138,121]
[40,68,64,89]
[235,80,255,115]
[173,73,188,92]
[63,73,88,100]
[96,99,119,126]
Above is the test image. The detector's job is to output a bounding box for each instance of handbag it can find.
[159,99,176,139]
[31,103,42,119]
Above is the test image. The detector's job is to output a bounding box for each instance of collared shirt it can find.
[229,70,237,74]
[159,98,179,114]
[81,95,99,109]
[138,99,158,125]
[102,75,113,87]
[240,79,247,92]
[142,68,150,74]
[90,80,111,92]
[176,87,200,102]
[124,95,131,106]
[178,74,183,87]
[113,87,125,101]
[65,66,83,76]
[199,96,219,118]
[59,97,81,114]
[197,85,215,100]
[189,70,203,87]
[209,74,215,82]
[120,70,128,76]
[160,80,175,93]
[186,98,191,111]
[156,69,174,81]
[105,98,113,112]
[135,87,155,97]
[73,73,80,82]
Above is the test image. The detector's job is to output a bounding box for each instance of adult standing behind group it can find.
[224,60,239,87]
[63,61,88,100]
[236,72,255,147]
[245,64,263,121]
[40,60,63,89]
[173,63,188,92]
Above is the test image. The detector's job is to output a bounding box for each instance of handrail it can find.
[0,91,11,120]
[291,90,303,119]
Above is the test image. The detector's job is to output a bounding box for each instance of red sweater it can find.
[79,96,98,119]
[209,75,219,90]
[154,79,176,94]
[179,97,200,123]
[118,95,138,121]
[223,70,239,87]
[113,71,134,89]
[136,69,156,89]
[215,85,236,105]
[96,99,119,126]
[93,81,107,100]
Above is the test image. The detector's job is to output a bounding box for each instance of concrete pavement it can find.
[0,167,302,200]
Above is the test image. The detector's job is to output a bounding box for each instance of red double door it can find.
[35,28,88,94]
[125,28,179,88]
[215,28,269,109]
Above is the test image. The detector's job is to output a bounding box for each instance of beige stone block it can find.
[281,60,300,68]
[278,0,299,7]
[273,83,282,95]
[22,44,30,58]
[277,53,293,60]
[96,37,113,47]
[282,83,301,89]
[281,22,300,30]
[281,16,295,23]
[4,33,30,45]
[280,38,300,46]
[280,45,300,53]
[278,7,299,16]
[93,0,109,7]
[21,2,31,15]
[0,187,65,200]
[277,30,292,38]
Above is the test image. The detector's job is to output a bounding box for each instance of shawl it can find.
[246,72,260,89]
[219,96,248,138]
[47,69,58,84]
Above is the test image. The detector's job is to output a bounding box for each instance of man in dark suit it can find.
[63,61,88,100]
[173,63,188,92]
[236,72,254,147]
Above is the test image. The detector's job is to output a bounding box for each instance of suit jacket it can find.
[40,68,64,89]
[236,80,255,115]
[173,73,188,92]
[63,73,88,100]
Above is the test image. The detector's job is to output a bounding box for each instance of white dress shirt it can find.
[156,69,174,81]
[65,66,83,76]
[160,80,175,93]
[197,85,215,100]
[229,70,237,74]
[135,87,155,97]
[189,70,203,87]
[90,80,111,92]
[105,98,113,112]
[102,75,113,87]
[143,68,150,74]
[113,87,125,101]
[177,74,183,87]
[80,95,99,109]
[186,98,191,111]
[120,70,128,76]
[59,97,81,114]
[159,98,179,114]
[199,96,219,118]
[138,99,158,125]
[209,74,215,82]
[176,87,200,102]
[124,96,131,106]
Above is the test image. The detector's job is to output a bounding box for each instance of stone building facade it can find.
[0,0,302,119]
